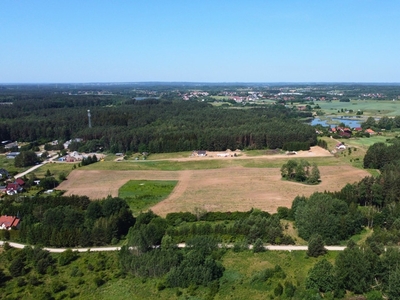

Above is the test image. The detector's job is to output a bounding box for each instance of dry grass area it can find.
[59,164,369,217]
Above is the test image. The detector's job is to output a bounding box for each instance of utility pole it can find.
[88,110,92,128]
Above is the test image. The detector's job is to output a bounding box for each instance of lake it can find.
[310,117,362,128]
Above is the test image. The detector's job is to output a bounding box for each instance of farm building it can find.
[336,143,346,150]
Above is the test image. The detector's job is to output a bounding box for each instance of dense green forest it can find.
[0,95,316,153]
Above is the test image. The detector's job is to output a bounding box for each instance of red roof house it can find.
[6,182,23,195]
[0,215,20,230]
[15,178,25,186]
[365,128,376,135]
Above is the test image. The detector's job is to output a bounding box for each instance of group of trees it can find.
[0,242,120,299]
[165,210,294,245]
[305,241,400,298]
[14,151,40,167]
[280,159,320,184]
[285,193,364,244]
[362,116,400,131]
[119,211,225,290]
[0,196,135,247]
[80,155,98,166]
[363,141,400,169]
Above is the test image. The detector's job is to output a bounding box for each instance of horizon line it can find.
[1,81,400,85]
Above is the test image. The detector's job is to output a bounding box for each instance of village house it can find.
[329,127,352,138]
[4,141,18,150]
[365,128,376,135]
[15,178,25,186]
[336,143,346,150]
[0,215,20,230]
[6,182,23,195]
[6,152,20,159]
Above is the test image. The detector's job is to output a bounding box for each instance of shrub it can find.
[94,276,105,287]
[274,283,283,296]
[307,234,327,257]
[252,238,265,253]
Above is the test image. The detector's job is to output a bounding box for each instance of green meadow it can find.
[317,99,400,116]
[118,180,177,215]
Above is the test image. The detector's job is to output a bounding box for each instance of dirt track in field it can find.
[59,165,369,217]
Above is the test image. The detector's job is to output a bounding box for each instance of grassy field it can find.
[146,152,193,160]
[345,135,391,148]
[33,162,74,178]
[75,155,346,172]
[0,155,24,175]
[118,180,177,215]
[318,99,400,117]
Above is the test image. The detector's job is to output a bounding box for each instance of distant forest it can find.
[0,92,316,153]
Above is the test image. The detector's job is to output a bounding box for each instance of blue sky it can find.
[1,1,399,83]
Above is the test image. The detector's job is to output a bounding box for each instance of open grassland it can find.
[59,164,369,217]
[118,180,177,215]
[318,99,400,117]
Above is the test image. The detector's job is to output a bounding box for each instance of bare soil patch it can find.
[59,164,369,217]
[160,146,332,162]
